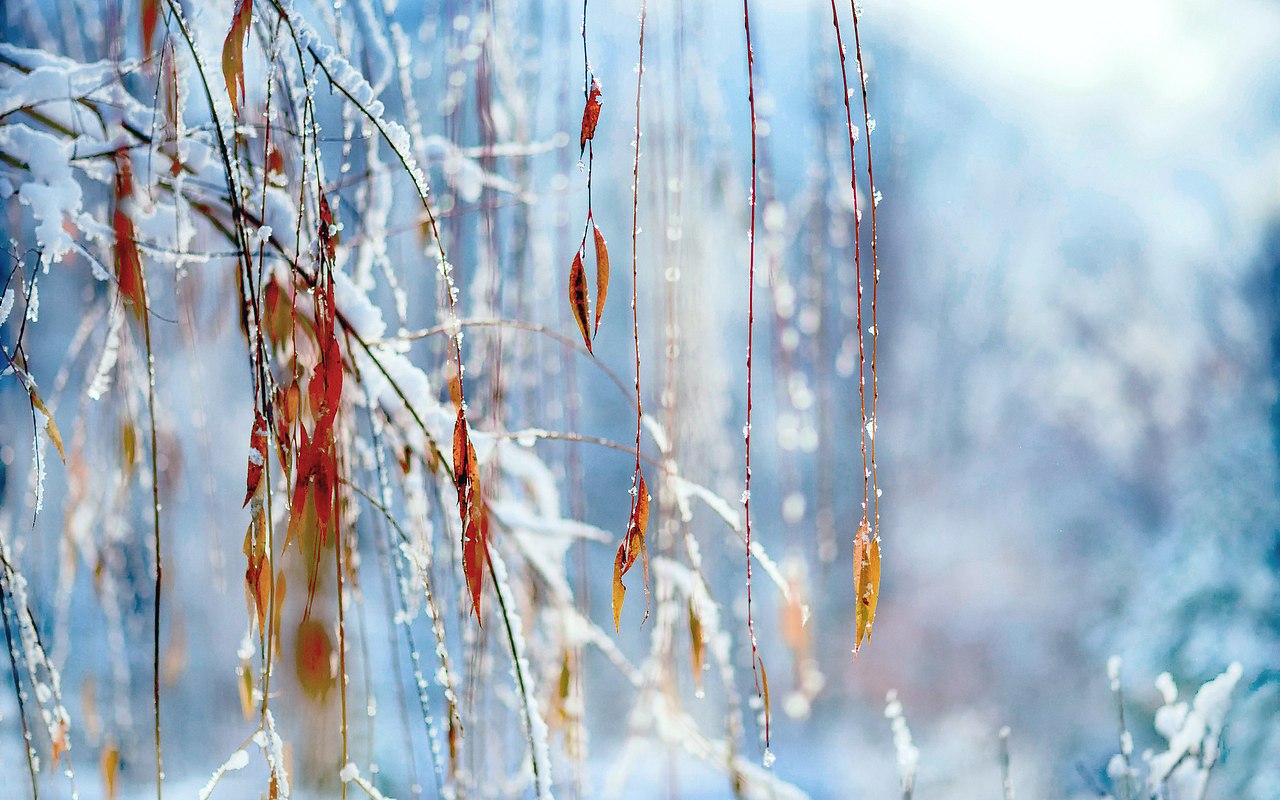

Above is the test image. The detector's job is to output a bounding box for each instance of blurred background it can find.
[2,0,1279,797]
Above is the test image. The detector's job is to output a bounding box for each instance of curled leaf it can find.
[569,249,592,353]
[454,409,488,618]
[579,78,602,154]
[593,224,610,336]
[611,470,650,630]
[852,519,881,653]
[757,654,771,746]
[221,0,252,114]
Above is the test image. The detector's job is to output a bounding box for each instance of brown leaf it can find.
[853,519,881,653]
[221,0,252,115]
[689,601,704,691]
[592,223,610,336]
[757,654,771,746]
[568,249,592,353]
[447,702,462,776]
[579,78,602,155]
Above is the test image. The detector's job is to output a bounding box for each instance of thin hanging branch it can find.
[740,0,768,747]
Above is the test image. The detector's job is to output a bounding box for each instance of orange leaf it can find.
[101,744,120,800]
[579,78,602,155]
[611,545,627,633]
[592,223,610,336]
[454,410,488,618]
[853,519,881,653]
[295,618,335,700]
[689,601,704,691]
[568,249,591,353]
[221,0,252,115]
[243,410,268,507]
[611,471,650,630]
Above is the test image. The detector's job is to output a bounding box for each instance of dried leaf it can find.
[221,0,252,115]
[689,601,704,691]
[454,409,488,618]
[853,519,881,653]
[592,224,610,336]
[757,654,771,746]
[237,659,254,718]
[243,410,268,507]
[50,718,69,765]
[447,702,462,776]
[611,471,650,630]
[29,388,65,463]
[579,78,602,154]
[101,743,120,800]
[568,249,592,353]
[611,545,627,633]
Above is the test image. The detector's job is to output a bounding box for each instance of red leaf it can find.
[318,192,338,265]
[221,0,252,115]
[141,0,159,56]
[113,209,144,317]
[579,79,602,155]
[592,223,610,336]
[454,410,488,618]
[112,151,145,318]
[243,410,268,507]
[568,249,592,353]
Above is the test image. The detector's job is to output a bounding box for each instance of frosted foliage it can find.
[2,0,1276,799]
[0,124,80,263]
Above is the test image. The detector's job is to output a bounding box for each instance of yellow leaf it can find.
[853,519,881,653]
[611,544,627,632]
[29,388,65,463]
